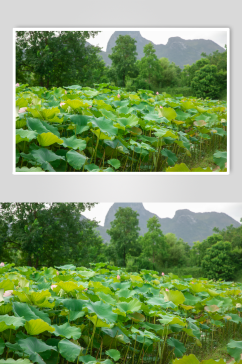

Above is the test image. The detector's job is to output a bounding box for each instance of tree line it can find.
[1,203,240,281]
[16,31,227,99]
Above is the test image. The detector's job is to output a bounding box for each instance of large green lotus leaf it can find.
[46,115,64,124]
[117,298,141,313]
[78,355,96,364]
[65,99,86,110]
[91,117,118,137]
[181,101,194,110]
[69,115,91,135]
[64,85,82,90]
[15,166,42,173]
[37,132,63,147]
[166,163,190,172]
[211,128,227,137]
[83,89,99,98]
[0,315,25,332]
[106,349,121,362]
[16,97,28,108]
[164,290,185,305]
[190,283,206,293]
[16,129,37,144]
[58,339,81,362]
[115,288,135,299]
[100,108,117,120]
[27,118,60,137]
[91,129,113,140]
[0,280,14,291]
[184,293,201,306]
[0,303,12,315]
[224,313,242,324]
[13,302,51,324]
[30,290,51,304]
[41,107,60,120]
[173,354,200,364]
[213,151,227,169]
[161,107,177,121]
[55,264,76,270]
[52,322,81,339]
[25,319,55,335]
[97,292,116,305]
[87,301,117,323]
[167,337,186,357]
[0,360,32,364]
[18,337,57,364]
[58,281,79,293]
[159,316,185,326]
[116,115,138,128]
[227,340,242,362]
[143,112,161,122]
[66,150,87,170]
[117,105,130,114]
[190,167,213,172]
[175,109,191,121]
[62,299,85,312]
[87,314,110,328]
[161,149,178,166]
[32,148,64,166]
[107,159,120,170]
[61,136,86,151]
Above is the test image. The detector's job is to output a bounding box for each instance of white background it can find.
[1,0,241,203]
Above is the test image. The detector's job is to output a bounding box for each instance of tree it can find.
[138,43,162,86]
[159,58,181,87]
[201,240,235,281]
[106,207,140,267]
[108,35,138,86]
[0,203,99,268]
[139,216,169,270]
[16,31,102,88]
[191,64,222,99]
[190,234,223,267]
[165,233,190,268]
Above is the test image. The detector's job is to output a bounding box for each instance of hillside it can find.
[85,203,240,245]
[92,31,225,69]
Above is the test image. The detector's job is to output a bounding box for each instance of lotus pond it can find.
[0,263,242,364]
[15,84,227,172]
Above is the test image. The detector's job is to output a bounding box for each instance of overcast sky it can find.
[82,203,242,226]
[87,29,228,51]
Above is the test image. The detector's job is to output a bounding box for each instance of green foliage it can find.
[191,65,223,99]
[16,31,105,88]
[108,35,138,86]
[106,207,141,267]
[201,241,235,280]
[0,203,103,268]
[0,263,241,364]
[138,216,169,270]
[15,84,227,173]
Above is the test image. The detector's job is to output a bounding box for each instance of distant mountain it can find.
[82,203,240,246]
[90,31,225,69]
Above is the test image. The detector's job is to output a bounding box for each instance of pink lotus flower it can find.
[182,100,185,102]
[161,272,165,276]
[117,275,121,280]
[65,91,67,94]
[191,282,194,284]
[117,94,120,98]
[84,288,88,291]
[16,83,20,87]
[89,105,92,108]
[60,102,66,107]
[165,288,169,292]
[18,107,27,113]
[156,92,159,95]
[160,106,163,109]
[51,285,57,290]
[0,262,4,267]
[56,271,59,276]
[3,290,13,297]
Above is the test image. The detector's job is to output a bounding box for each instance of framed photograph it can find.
[14,28,229,174]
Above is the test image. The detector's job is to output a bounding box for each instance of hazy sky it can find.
[87,29,228,51]
[82,203,242,226]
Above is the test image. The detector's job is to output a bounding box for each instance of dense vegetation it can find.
[1,204,241,282]
[16,32,227,100]
[15,84,227,173]
[0,262,242,364]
